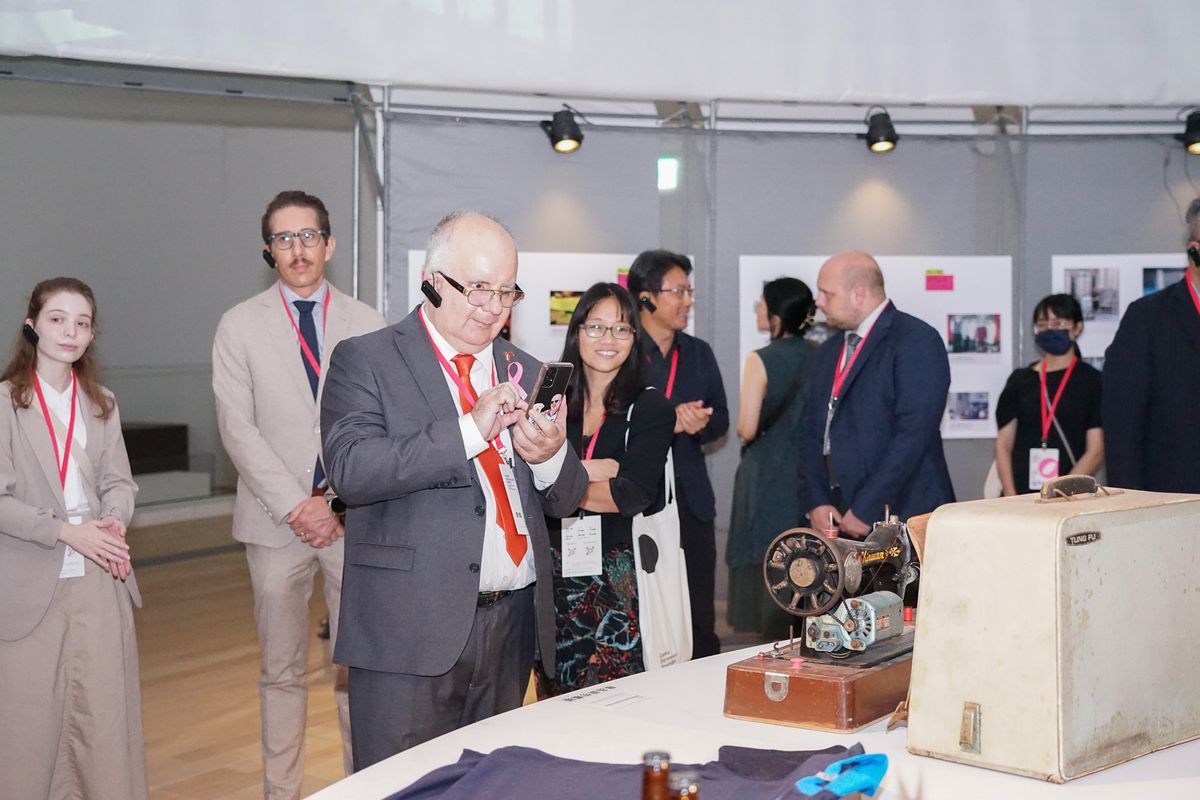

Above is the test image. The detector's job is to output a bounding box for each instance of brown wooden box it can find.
[723,635,913,733]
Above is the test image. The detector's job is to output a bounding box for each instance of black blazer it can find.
[1102,277,1200,491]
[641,332,729,521]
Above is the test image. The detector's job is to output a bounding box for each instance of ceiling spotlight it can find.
[863,107,898,154]
[541,106,584,154]
[1178,109,1200,155]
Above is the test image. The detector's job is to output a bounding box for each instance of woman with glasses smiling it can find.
[994,293,1104,496]
[537,283,675,695]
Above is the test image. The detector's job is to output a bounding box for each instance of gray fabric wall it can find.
[1,80,372,490]
[385,115,1198,541]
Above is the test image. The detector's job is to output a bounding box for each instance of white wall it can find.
[0,80,376,488]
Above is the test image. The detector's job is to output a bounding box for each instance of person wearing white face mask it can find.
[994,294,1104,496]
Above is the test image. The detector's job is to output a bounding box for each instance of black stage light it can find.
[541,108,583,153]
[1179,110,1200,155]
[864,108,898,153]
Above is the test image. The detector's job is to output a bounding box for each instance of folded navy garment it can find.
[386,742,865,800]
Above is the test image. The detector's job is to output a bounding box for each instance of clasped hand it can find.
[59,516,132,579]
[674,399,713,435]
[288,495,343,549]
[471,383,566,464]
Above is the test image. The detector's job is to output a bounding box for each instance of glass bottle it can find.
[668,773,700,798]
[641,751,670,800]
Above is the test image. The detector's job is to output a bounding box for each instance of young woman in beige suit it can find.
[0,277,146,800]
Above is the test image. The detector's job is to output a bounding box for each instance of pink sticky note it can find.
[926,273,954,291]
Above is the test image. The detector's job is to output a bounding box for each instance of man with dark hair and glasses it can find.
[213,190,385,799]
[627,248,729,658]
[319,211,588,767]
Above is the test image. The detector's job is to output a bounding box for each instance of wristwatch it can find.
[326,494,347,517]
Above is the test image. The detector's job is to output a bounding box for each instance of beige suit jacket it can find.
[0,382,139,641]
[213,282,386,547]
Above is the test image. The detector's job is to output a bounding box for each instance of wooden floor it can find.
[136,551,345,799]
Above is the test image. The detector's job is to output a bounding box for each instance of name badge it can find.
[561,515,603,578]
[497,458,530,536]
[59,544,86,579]
[1029,447,1060,490]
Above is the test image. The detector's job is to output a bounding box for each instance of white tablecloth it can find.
[308,646,1200,799]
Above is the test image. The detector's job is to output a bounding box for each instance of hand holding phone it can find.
[529,361,573,422]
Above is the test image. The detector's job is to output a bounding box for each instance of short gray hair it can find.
[424,211,515,274]
[1186,197,1200,244]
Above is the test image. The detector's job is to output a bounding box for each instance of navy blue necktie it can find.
[294,300,325,488]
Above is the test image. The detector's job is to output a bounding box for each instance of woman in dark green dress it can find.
[726,278,815,639]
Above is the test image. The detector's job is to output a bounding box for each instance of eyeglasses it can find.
[582,322,635,340]
[439,272,525,308]
[267,228,328,251]
[656,286,697,300]
[1033,319,1074,332]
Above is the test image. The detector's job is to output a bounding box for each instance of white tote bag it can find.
[627,401,692,670]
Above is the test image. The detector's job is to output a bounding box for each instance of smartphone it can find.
[529,361,573,421]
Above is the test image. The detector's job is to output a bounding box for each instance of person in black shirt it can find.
[628,250,729,658]
[995,294,1103,495]
[541,283,674,694]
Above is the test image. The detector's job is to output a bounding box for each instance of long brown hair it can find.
[2,277,115,419]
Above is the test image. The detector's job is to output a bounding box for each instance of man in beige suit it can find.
[213,190,385,800]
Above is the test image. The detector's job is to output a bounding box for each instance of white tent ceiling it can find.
[1,1,1195,109]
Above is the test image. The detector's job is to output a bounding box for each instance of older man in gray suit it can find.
[321,211,588,768]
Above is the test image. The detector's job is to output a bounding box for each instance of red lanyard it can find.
[664,348,679,399]
[1188,272,1200,316]
[279,285,331,375]
[830,324,876,401]
[583,413,607,460]
[1039,356,1077,445]
[418,310,504,451]
[32,371,78,490]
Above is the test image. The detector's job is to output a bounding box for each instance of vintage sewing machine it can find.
[723,514,922,732]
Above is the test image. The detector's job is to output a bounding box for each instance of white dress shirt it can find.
[842,298,891,368]
[37,374,89,522]
[419,307,566,591]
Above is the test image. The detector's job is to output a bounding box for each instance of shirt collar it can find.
[418,305,495,373]
[854,298,890,339]
[35,371,72,403]
[279,279,328,308]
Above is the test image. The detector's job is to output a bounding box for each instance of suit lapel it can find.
[1173,279,1200,356]
[394,310,460,420]
[321,285,352,373]
[837,302,896,400]
[263,286,317,409]
[16,400,66,509]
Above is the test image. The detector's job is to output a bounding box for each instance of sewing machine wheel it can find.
[762,527,846,617]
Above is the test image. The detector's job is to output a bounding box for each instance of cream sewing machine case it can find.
[906,486,1200,783]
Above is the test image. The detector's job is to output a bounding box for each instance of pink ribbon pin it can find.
[506,361,527,400]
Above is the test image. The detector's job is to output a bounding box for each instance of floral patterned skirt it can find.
[538,544,644,697]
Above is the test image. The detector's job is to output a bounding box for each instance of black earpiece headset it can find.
[639,295,657,313]
[262,250,277,269]
[420,279,443,308]
[1188,245,1200,268]
[22,323,39,346]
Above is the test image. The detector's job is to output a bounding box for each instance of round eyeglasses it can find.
[267,228,328,251]
[582,322,634,340]
[438,272,525,308]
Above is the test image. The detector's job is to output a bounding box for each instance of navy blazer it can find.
[1102,277,1200,492]
[799,302,955,524]
[641,331,729,522]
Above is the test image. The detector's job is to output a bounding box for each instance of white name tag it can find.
[561,515,603,578]
[1029,447,1060,490]
[497,458,530,536]
[59,544,86,579]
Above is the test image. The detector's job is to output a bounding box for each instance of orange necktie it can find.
[451,354,527,566]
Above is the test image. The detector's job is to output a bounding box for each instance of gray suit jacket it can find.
[320,307,588,676]
[0,382,139,641]
[213,282,386,547]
